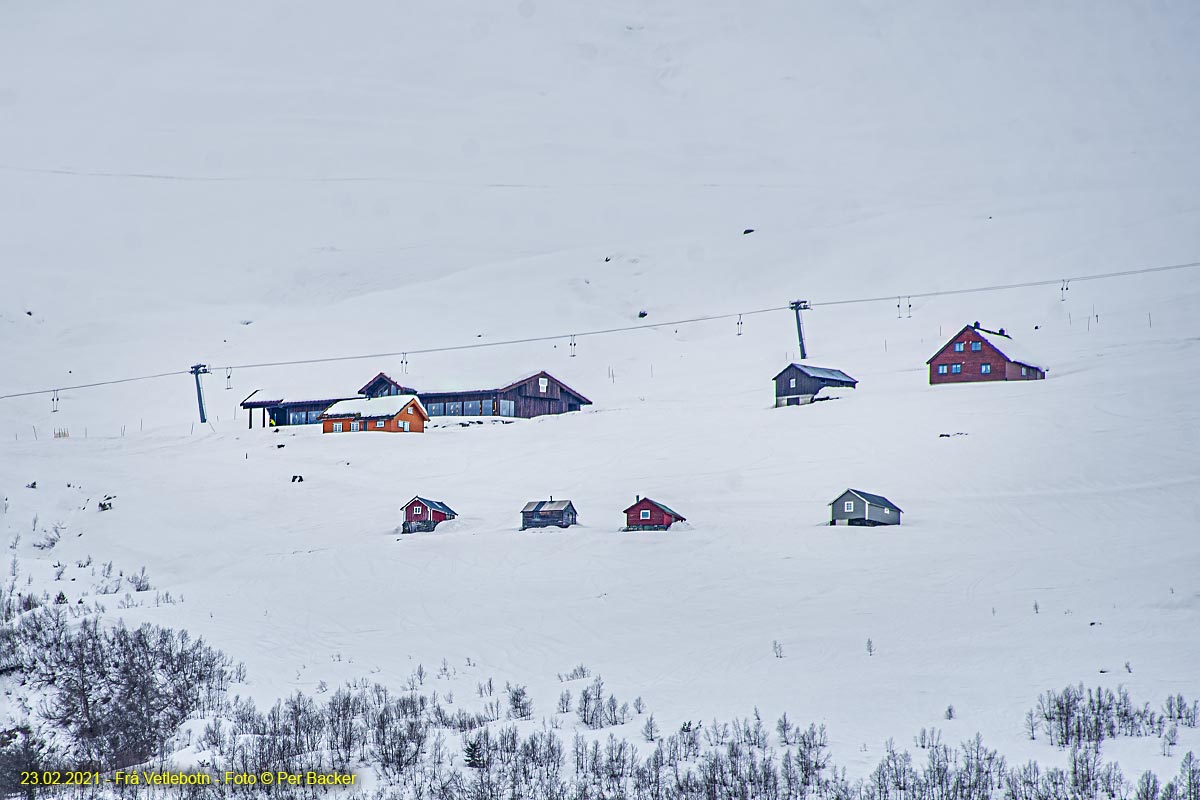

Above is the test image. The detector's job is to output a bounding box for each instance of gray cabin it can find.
[774,364,858,406]
[830,489,902,526]
[520,499,578,530]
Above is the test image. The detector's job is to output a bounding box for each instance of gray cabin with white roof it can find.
[774,364,858,406]
[520,499,578,530]
[830,489,902,526]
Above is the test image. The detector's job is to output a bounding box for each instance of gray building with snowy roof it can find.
[773,364,858,406]
[829,489,902,526]
[520,499,578,530]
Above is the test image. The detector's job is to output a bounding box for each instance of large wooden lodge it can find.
[241,370,591,428]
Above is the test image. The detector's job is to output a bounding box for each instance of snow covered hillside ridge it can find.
[2,1,1200,419]
[2,0,1200,794]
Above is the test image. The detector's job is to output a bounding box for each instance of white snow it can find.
[2,0,1200,783]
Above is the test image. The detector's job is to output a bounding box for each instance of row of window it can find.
[936,363,1032,377]
[937,363,992,375]
[843,500,892,515]
[331,420,412,432]
[426,399,517,417]
[286,409,325,425]
[953,341,984,353]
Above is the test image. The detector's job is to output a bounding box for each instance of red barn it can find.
[402,496,457,533]
[622,496,686,531]
[927,324,1046,385]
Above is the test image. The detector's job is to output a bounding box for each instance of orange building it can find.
[319,395,428,434]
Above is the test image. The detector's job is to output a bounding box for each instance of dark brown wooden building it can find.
[520,499,578,530]
[360,372,419,398]
[240,389,356,429]
[421,372,591,419]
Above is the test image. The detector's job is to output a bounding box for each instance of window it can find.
[332,422,343,433]
[953,342,965,352]
[640,509,651,520]
[538,377,549,393]
[376,420,385,428]
[446,401,462,415]
[981,363,991,374]
[350,421,360,432]
[937,365,948,375]
[464,400,481,416]
[789,378,796,389]
[1021,367,1027,376]
[844,501,854,512]
[951,364,962,374]
[971,341,982,352]
[884,508,891,515]
[499,399,515,417]
[402,421,410,432]
[408,406,414,414]
[413,505,423,515]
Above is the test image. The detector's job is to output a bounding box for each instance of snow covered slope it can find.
[2,0,1200,781]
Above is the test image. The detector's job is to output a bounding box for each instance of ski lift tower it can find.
[789,300,811,360]
[190,364,210,424]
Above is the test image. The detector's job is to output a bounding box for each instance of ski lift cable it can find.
[1,258,1198,402]
[0,370,190,401]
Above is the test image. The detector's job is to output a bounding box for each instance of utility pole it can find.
[789,300,810,360]
[190,364,210,424]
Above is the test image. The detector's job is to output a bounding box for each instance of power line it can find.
[1,257,1197,402]
[208,304,788,373]
[809,259,1200,308]
[0,370,189,401]
[207,258,1200,373]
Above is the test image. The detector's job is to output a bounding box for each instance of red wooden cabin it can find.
[402,496,457,533]
[622,496,686,531]
[927,324,1046,385]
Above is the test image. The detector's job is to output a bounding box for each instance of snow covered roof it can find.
[240,387,357,407]
[522,500,575,513]
[407,496,456,517]
[624,497,687,520]
[321,395,425,419]
[835,489,903,512]
[773,364,858,385]
[973,328,1045,370]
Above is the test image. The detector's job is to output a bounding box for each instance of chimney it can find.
[549,495,553,502]
[636,494,640,502]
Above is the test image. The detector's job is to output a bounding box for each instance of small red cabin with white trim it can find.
[622,496,686,531]
[402,496,457,533]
